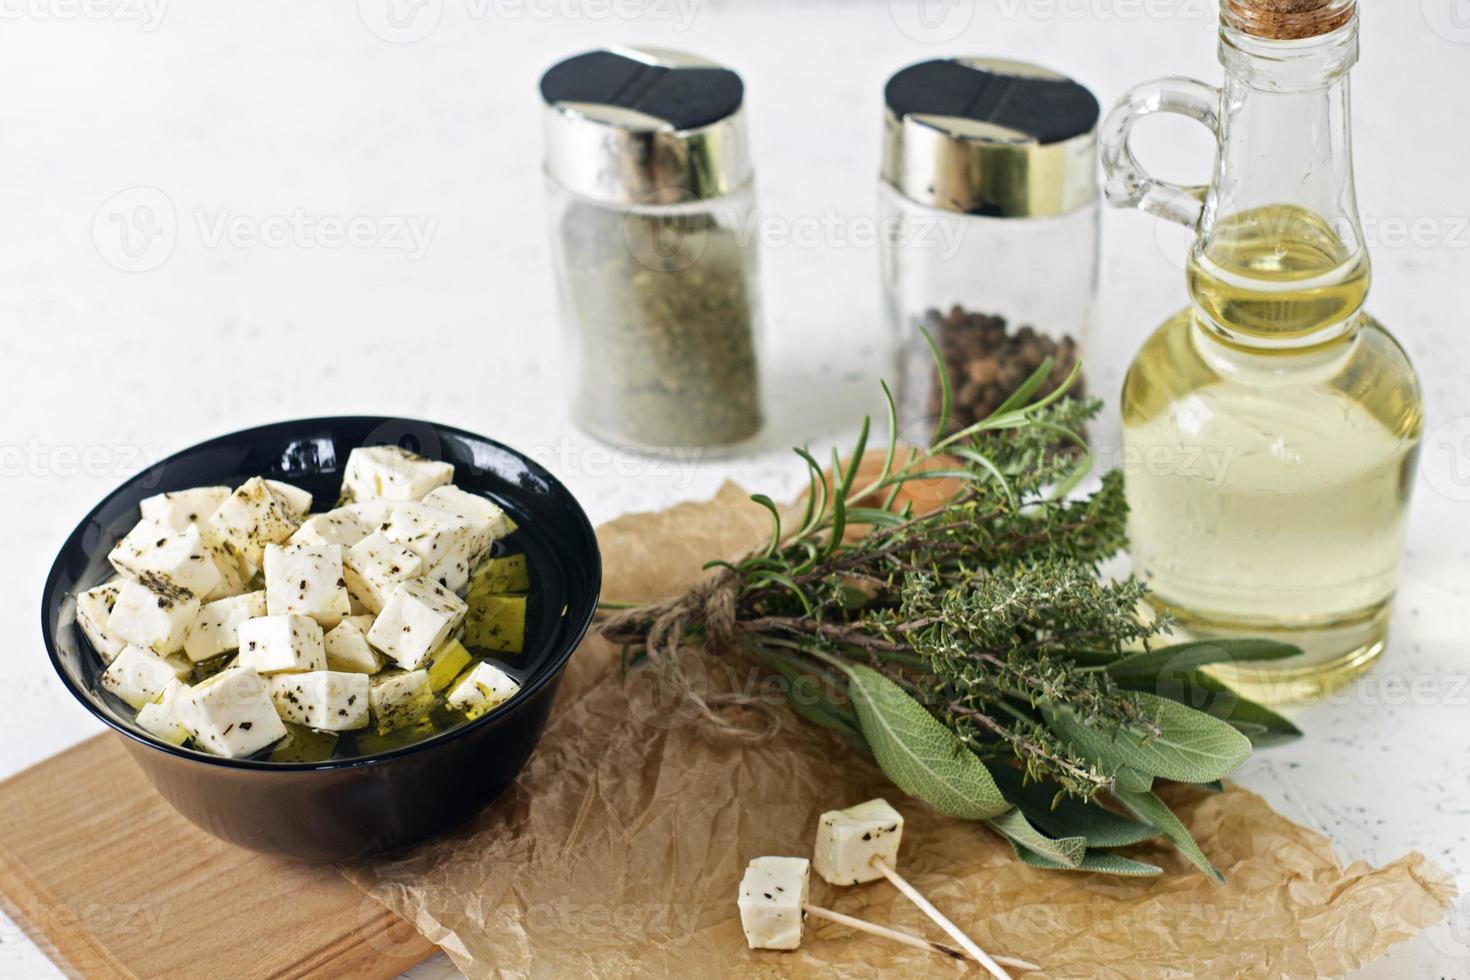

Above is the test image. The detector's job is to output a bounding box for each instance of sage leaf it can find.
[1105,639,1301,686]
[988,764,1157,848]
[1011,843,1163,877]
[845,665,1009,820]
[756,648,860,740]
[1136,669,1302,748]
[987,807,1087,867]
[1044,692,1252,784]
[1115,766,1154,793]
[1112,786,1224,883]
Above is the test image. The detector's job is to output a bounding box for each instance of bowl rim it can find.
[41,414,603,773]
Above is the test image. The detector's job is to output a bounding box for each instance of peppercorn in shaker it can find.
[541,47,764,452]
[879,59,1100,440]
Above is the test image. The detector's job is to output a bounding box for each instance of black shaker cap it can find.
[884,59,1099,145]
[540,49,744,131]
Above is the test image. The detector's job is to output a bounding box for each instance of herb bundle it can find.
[601,350,1301,880]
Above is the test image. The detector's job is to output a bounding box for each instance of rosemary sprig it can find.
[600,347,1301,879]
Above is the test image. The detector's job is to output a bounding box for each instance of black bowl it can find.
[41,417,601,861]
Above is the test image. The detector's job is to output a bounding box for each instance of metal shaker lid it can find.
[882,58,1100,219]
[540,47,752,206]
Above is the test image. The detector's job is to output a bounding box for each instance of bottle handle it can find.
[1099,77,1221,229]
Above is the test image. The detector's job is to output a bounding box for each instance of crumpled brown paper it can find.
[343,484,1455,978]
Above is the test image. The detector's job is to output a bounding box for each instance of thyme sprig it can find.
[601,348,1301,879]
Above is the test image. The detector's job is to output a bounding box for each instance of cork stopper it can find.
[1223,0,1354,40]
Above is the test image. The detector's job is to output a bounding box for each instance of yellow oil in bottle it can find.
[1122,205,1423,704]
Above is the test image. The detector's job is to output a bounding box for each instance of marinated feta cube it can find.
[263,543,351,628]
[107,578,200,655]
[425,639,472,692]
[737,857,810,951]
[379,502,470,578]
[464,594,525,654]
[369,670,434,734]
[342,532,424,614]
[812,798,904,886]
[75,580,127,663]
[237,613,326,675]
[135,678,190,745]
[199,524,250,601]
[100,644,191,709]
[343,446,453,502]
[367,578,468,671]
[138,486,231,530]
[468,554,530,597]
[208,477,303,568]
[289,508,371,549]
[183,591,267,662]
[342,499,398,531]
[444,660,519,719]
[175,666,288,758]
[266,670,370,732]
[323,616,384,674]
[107,519,222,599]
[422,486,510,566]
[264,480,312,518]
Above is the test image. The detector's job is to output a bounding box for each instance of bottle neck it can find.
[1188,16,1369,352]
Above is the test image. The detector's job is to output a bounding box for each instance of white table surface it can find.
[1,1,1466,976]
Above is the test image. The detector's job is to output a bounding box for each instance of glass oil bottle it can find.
[1100,0,1422,703]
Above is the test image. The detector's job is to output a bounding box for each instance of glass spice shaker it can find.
[540,47,764,453]
[879,59,1100,441]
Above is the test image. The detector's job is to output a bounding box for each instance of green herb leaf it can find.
[1105,639,1302,686]
[1137,669,1303,748]
[755,648,861,739]
[989,764,1158,848]
[1044,692,1252,784]
[845,665,1009,820]
[987,807,1087,867]
[1115,766,1154,794]
[1011,842,1163,877]
[1112,786,1225,883]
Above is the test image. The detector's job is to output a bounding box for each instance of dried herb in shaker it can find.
[558,201,763,448]
[541,47,765,451]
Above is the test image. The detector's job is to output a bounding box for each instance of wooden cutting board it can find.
[0,734,437,979]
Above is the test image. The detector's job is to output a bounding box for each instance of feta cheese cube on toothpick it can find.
[812,799,1016,978]
[75,580,127,663]
[237,614,326,674]
[367,578,468,670]
[100,645,191,709]
[208,477,303,568]
[107,520,222,599]
[323,616,384,674]
[445,661,519,719]
[107,578,200,655]
[138,486,231,530]
[343,446,453,502]
[183,591,267,662]
[289,509,372,549]
[813,798,904,886]
[135,679,191,745]
[737,857,809,951]
[263,543,351,628]
[176,667,287,758]
[369,670,434,734]
[267,670,370,731]
[343,532,424,614]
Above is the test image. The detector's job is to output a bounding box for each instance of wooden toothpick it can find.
[802,903,1038,971]
[870,856,1020,980]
